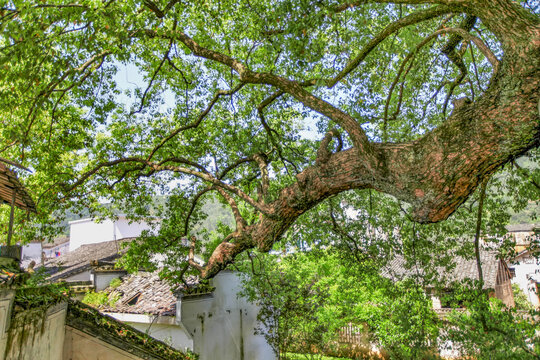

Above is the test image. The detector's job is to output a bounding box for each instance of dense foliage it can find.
[0,0,538,277]
[0,1,538,357]
[238,184,539,359]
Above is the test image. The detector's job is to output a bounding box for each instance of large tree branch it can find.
[27,0,537,281]
[65,157,273,216]
[198,53,539,278]
[140,29,371,152]
[333,0,468,12]
[132,2,539,279]
[142,0,180,18]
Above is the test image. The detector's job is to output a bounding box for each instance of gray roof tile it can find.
[99,272,198,316]
[382,250,502,289]
[43,239,132,281]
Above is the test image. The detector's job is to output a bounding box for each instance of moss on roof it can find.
[8,282,196,360]
[67,300,197,360]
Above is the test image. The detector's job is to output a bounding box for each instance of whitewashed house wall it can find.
[69,217,156,252]
[511,252,540,307]
[179,271,276,360]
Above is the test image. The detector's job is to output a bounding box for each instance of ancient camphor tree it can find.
[0,0,538,279]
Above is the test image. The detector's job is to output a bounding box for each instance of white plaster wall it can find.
[69,217,158,252]
[64,327,140,360]
[21,243,42,260]
[94,272,126,292]
[0,290,14,357]
[180,296,216,357]
[125,322,193,352]
[180,271,276,360]
[65,270,92,283]
[511,256,540,307]
[114,219,155,240]
[2,303,67,360]
[69,218,115,251]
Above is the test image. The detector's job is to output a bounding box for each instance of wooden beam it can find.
[7,189,16,246]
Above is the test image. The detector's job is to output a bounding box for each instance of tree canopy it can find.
[0,0,538,279]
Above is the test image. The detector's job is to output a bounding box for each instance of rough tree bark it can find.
[197,0,539,278]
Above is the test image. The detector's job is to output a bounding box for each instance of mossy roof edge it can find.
[66,300,197,360]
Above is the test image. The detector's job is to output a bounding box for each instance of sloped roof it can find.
[100,272,177,316]
[42,236,70,249]
[0,162,36,212]
[506,224,538,232]
[43,238,132,282]
[99,272,199,316]
[67,300,196,359]
[512,248,540,261]
[382,250,502,290]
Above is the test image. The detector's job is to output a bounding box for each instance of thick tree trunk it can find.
[198,0,540,279]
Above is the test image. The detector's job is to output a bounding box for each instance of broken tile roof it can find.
[98,271,207,316]
[95,253,215,315]
[43,238,132,282]
[382,250,502,289]
[99,271,198,316]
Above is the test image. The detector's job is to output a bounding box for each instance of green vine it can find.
[4,286,66,358]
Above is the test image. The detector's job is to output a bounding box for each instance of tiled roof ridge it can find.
[43,238,134,281]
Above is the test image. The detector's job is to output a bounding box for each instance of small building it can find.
[0,252,193,360]
[506,223,539,253]
[92,270,276,360]
[504,224,540,308]
[69,216,157,252]
[383,250,515,308]
[43,237,276,359]
[42,239,130,298]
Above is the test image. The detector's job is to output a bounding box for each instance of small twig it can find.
[0,157,31,172]
[147,83,245,161]
[131,42,173,115]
